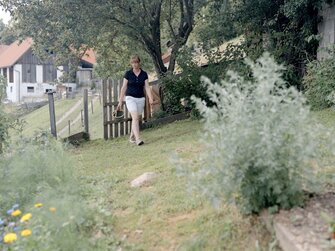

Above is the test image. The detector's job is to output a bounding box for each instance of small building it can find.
[0,38,96,103]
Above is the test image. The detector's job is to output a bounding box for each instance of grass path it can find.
[58,96,99,137]
[15,97,82,137]
[71,119,274,251]
[56,98,82,126]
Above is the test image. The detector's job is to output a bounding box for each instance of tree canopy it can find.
[199,0,327,88]
[0,0,208,78]
[0,19,16,45]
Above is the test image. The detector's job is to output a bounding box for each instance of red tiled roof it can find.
[0,38,96,68]
[81,48,96,65]
[0,45,9,56]
[0,38,33,68]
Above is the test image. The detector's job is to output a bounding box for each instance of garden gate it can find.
[102,79,161,140]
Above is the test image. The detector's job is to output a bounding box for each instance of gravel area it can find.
[274,193,335,250]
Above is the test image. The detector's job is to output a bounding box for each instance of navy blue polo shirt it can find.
[124,69,148,98]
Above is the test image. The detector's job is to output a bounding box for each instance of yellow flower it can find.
[34,203,43,208]
[3,233,17,243]
[11,209,22,217]
[49,207,56,213]
[20,213,32,222]
[21,229,32,237]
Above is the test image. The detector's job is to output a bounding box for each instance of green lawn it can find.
[17,97,81,137]
[10,95,100,139]
[66,96,103,139]
[71,119,274,251]
[8,97,335,250]
[312,108,335,128]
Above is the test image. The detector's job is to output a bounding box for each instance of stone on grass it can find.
[130,172,158,187]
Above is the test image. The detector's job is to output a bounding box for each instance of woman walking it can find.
[117,55,154,145]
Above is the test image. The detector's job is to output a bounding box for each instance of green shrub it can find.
[304,49,335,110]
[0,76,23,152]
[181,53,334,214]
[0,136,98,250]
[161,43,249,115]
[151,109,169,119]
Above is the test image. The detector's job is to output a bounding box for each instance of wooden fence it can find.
[102,79,161,140]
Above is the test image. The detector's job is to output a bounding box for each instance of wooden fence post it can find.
[91,99,94,114]
[102,80,108,139]
[83,89,89,134]
[48,91,57,138]
[81,109,83,127]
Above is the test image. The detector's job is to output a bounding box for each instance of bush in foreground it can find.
[181,53,335,214]
[0,135,97,250]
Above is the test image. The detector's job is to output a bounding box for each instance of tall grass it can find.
[0,134,102,250]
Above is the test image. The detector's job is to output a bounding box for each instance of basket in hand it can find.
[113,110,124,119]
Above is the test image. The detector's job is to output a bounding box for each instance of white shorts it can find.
[125,96,145,114]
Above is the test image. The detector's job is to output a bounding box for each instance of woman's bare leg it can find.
[130,112,140,140]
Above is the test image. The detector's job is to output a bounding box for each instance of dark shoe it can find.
[136,140,144,146]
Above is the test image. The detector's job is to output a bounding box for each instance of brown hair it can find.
[130,55,141,63]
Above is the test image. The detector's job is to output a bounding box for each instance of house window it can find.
[66,86,73,92]
[10,86,13,93]
[27,86,34,93]
[9,67,13,83]
[45,88,52,93]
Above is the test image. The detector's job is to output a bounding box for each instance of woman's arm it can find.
[117,78,128,110]
[144,79,154,105]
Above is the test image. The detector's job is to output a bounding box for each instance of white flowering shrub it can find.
[188,53,334,214]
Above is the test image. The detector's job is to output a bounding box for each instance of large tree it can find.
[0,19,16,44]
[215,0,325,89]
[0,0,207,78]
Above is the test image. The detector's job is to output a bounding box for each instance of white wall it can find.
[57,66,63,81]
[20,83,56,102]
[36,65,43,83]
[4,67,16,102]
[77,68,92,85]
[6,64,79,103]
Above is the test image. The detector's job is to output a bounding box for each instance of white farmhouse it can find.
[0,38,96,103]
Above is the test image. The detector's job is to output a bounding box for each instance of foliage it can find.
[205,0,325,89]
[0,136,97,250]
[162,64,222,115]
[151,109,169,119]
[303,48,335,110]
[161,41,248,114]
[93,32,153,79]
[0,19,16,45]
[192,0,237,48]
[0,76,23,152]
[0,0,208,77]
[182,53,335,214]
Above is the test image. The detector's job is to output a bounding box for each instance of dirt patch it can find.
[274,192,335,250]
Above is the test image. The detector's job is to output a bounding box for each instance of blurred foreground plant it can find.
[178,53,335,214]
